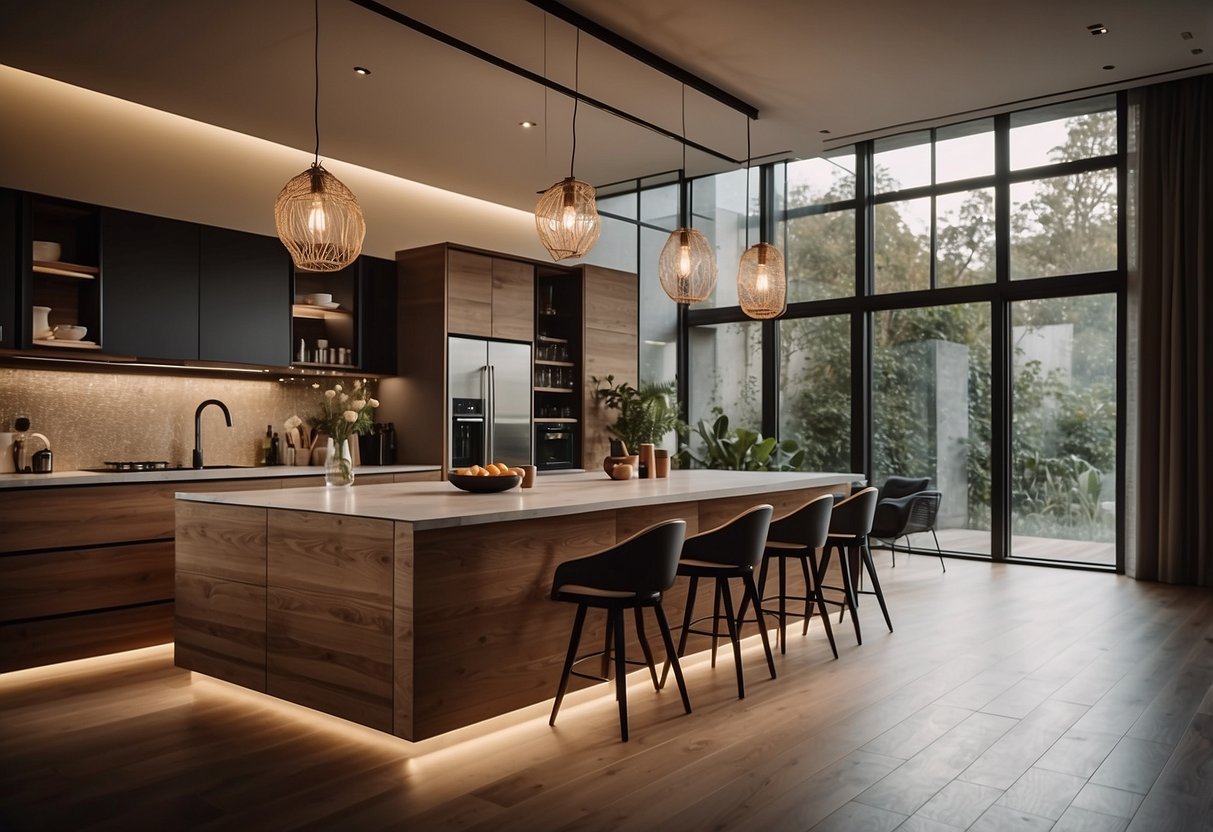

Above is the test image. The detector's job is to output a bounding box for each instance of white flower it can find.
[369,398,379,408]
[343,410,358,423]
[351,399,366,411]
[340,393,349,402]
[311,383,320,389]
[334,384,343,392]
[324,389,336,399]
[353,379,363,390]
[284,415,302,430]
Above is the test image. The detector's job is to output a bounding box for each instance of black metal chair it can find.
[747,493,839,659]
[665,505,776,699]
[549,519,691,742]
[870,476,946,572]
[819,486,891,646]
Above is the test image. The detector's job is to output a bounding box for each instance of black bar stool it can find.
[739,493,838,659]
[549,519,691,742]
[664,505,775,699]
[819,486,891,645]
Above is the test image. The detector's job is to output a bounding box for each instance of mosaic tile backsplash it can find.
[0,368,370,471]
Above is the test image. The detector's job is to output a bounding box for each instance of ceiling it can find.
[1,0,1208,211]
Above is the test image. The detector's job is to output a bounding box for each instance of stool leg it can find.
[807,549,838,659]
[634,606,660,692]
[860,537,893,633]
[602,609,614,681]
[798,555,814,637]
[932,528,946,572]
[778,556,788,654]
[718,579,745,699]
[743,571,776,680]
[654,603,691,714]
[550,604,587,726]
[710,580,723,668]
[661,575,698,690]
[838,542,863,645]
[613,608,629,742]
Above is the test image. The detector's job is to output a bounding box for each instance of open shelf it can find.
[32,260,99,279]
[292,303,351,320]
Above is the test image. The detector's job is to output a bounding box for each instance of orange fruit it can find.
[476,469,490,477]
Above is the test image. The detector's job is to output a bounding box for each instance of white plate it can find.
[304,301,340,310]
[33,338,100,349]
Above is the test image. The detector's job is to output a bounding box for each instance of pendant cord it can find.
[681,84,687,180]
[542,14,548,167]
[744,117,751,249]
[570,29,580,178]
[313,0,320,165]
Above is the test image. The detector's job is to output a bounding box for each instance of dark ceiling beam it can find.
[525,0,759,120]
[345,0,747,165]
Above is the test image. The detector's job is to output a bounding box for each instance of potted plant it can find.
[592,375,682,455]
[679,409,806,471]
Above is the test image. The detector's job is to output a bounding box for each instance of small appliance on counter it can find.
[9,416,53,474]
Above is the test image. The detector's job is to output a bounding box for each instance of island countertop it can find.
[174,469,860,530]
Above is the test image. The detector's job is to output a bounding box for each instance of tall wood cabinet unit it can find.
[582,265,639,465]
[393,243,638,475]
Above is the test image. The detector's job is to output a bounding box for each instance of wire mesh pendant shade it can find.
[658,227,717,304]
[737,242,787,319]
[535,177,601,261]
[274,163,366,272]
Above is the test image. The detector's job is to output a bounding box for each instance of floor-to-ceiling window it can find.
[682,93,1123,570]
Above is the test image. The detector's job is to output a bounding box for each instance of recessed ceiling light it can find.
[819,129,831,135]
[1103,64,1116,70]
[519,121,538,128]
[353,66,371,76]
[1087,23,1108,35]
[1194,48,1205,55]
[1180,31,1193,40]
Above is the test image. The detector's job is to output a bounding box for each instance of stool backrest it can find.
[551,519,688,597]
[680,504,774,570]
[768,493,833,550]
[829,486,879,537]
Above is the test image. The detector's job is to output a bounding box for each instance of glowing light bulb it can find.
[678,244,692,277]
[307,197,328,235]
[561,204,577,231]
[756,263,770,293]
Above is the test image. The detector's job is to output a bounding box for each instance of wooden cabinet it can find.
[101,209,200,359]
[200,226,292,366]
[445,249,533,341]
[582,265,639,465]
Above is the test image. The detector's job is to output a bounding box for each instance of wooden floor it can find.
[2,558,1211,831]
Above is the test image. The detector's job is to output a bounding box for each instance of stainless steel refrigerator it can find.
[448,336,532,468]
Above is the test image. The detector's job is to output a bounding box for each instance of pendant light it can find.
[535,30,600,261]
[737,119,786,319]
[658,85,717,304]
[274,0,366,272]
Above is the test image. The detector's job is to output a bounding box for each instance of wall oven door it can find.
[535,424,577,470]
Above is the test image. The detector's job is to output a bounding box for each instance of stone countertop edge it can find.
[175,470,859,531]
[0,464,441,489]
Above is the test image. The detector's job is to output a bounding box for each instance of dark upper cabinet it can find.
[359,256,398,375]
[199,227,291,366]
[0,190,16,348]
[101,208,199,359]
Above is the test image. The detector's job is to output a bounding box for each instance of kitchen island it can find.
[175,470,856,740]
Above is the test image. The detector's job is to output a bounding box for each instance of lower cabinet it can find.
[0,471,433,672]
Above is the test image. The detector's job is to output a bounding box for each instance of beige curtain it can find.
[1131,73,1213,585]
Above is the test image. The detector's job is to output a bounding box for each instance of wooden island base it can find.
[174,471,853,741]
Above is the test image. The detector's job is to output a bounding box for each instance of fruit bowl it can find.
[448,473,522,493]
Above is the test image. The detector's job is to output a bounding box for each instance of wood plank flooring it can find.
[2,557,1211,831]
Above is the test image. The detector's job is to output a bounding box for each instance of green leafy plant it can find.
[678,410,806,471]
[591,375,682,453]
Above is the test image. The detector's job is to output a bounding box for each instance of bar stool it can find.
[549,519,691,742]
[665,505,775,699]
[819,486,891,645]
[740,493,838,659]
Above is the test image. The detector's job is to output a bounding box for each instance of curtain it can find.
[1132,73,1213,585]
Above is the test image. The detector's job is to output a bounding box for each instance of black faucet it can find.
[193,399,233,469]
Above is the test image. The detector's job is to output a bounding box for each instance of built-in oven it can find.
[451,397,485,470]
[535,423,577,470]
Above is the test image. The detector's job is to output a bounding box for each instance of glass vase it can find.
[324,438,354,487]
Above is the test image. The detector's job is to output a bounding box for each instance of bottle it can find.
[263,425,272,465]
[386,422,397,464]
[270,432,281,465]
[12,415,30,473]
